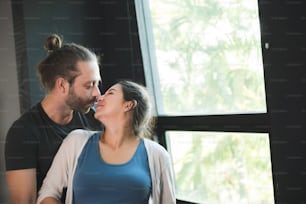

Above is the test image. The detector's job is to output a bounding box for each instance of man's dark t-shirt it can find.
[5,102,103,199]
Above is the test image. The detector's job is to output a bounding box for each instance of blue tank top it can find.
[72,133,152,204]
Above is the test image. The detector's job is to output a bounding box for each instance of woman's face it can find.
[94,83,128,121]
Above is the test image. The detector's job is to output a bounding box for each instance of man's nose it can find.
[93,85,101,96]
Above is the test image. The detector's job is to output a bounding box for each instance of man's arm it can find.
[6,169,37,204]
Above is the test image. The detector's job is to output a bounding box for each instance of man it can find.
[5,34,103,204]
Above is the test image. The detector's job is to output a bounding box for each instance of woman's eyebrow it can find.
[104,88,118,94]
[108,88,116,92]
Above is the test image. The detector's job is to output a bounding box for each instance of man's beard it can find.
[66,88,96,114]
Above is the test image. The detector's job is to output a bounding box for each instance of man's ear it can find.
[55,77,69,94]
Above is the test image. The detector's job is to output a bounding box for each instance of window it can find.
[166,131,274,203]
[135,0,274,203]
[136,0,266,116]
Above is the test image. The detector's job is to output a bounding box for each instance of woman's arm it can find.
[37,136,72,203]
[37,129,94,204]
[145,139,176,204]
[160,152,176,204]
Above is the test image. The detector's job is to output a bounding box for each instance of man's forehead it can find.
[77,60,99,70]
[72,75,101,87]
[75,61,101,79]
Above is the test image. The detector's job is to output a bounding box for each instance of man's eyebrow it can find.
[84,80,101,84]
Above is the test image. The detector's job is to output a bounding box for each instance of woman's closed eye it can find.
[104,88,117,95]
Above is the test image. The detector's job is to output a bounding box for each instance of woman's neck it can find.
[100,128,137,150]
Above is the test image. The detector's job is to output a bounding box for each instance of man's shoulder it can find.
[6,103,45,140]
[10,103,42,127]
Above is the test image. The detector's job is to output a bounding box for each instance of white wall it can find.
[0,0,20,203]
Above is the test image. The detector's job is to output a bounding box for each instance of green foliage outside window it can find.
[149,0,266,115]
[167,132,274,203]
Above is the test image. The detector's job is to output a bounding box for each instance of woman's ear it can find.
[125,100,137,112]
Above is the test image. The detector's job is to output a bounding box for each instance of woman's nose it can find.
[97,95,104,101]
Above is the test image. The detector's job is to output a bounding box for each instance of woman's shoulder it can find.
[143,138,170,158]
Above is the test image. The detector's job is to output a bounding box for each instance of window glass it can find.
[136,0,266,116]
[166,131,274,203]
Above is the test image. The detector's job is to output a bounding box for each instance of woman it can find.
[37,80,176,204]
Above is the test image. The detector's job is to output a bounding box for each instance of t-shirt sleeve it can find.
[5,120,38,170]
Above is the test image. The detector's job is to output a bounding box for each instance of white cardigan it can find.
[37,129,176,204]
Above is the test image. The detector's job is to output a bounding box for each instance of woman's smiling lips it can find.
[95,102,104,110]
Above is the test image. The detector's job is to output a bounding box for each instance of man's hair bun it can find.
[44,34,62,52]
